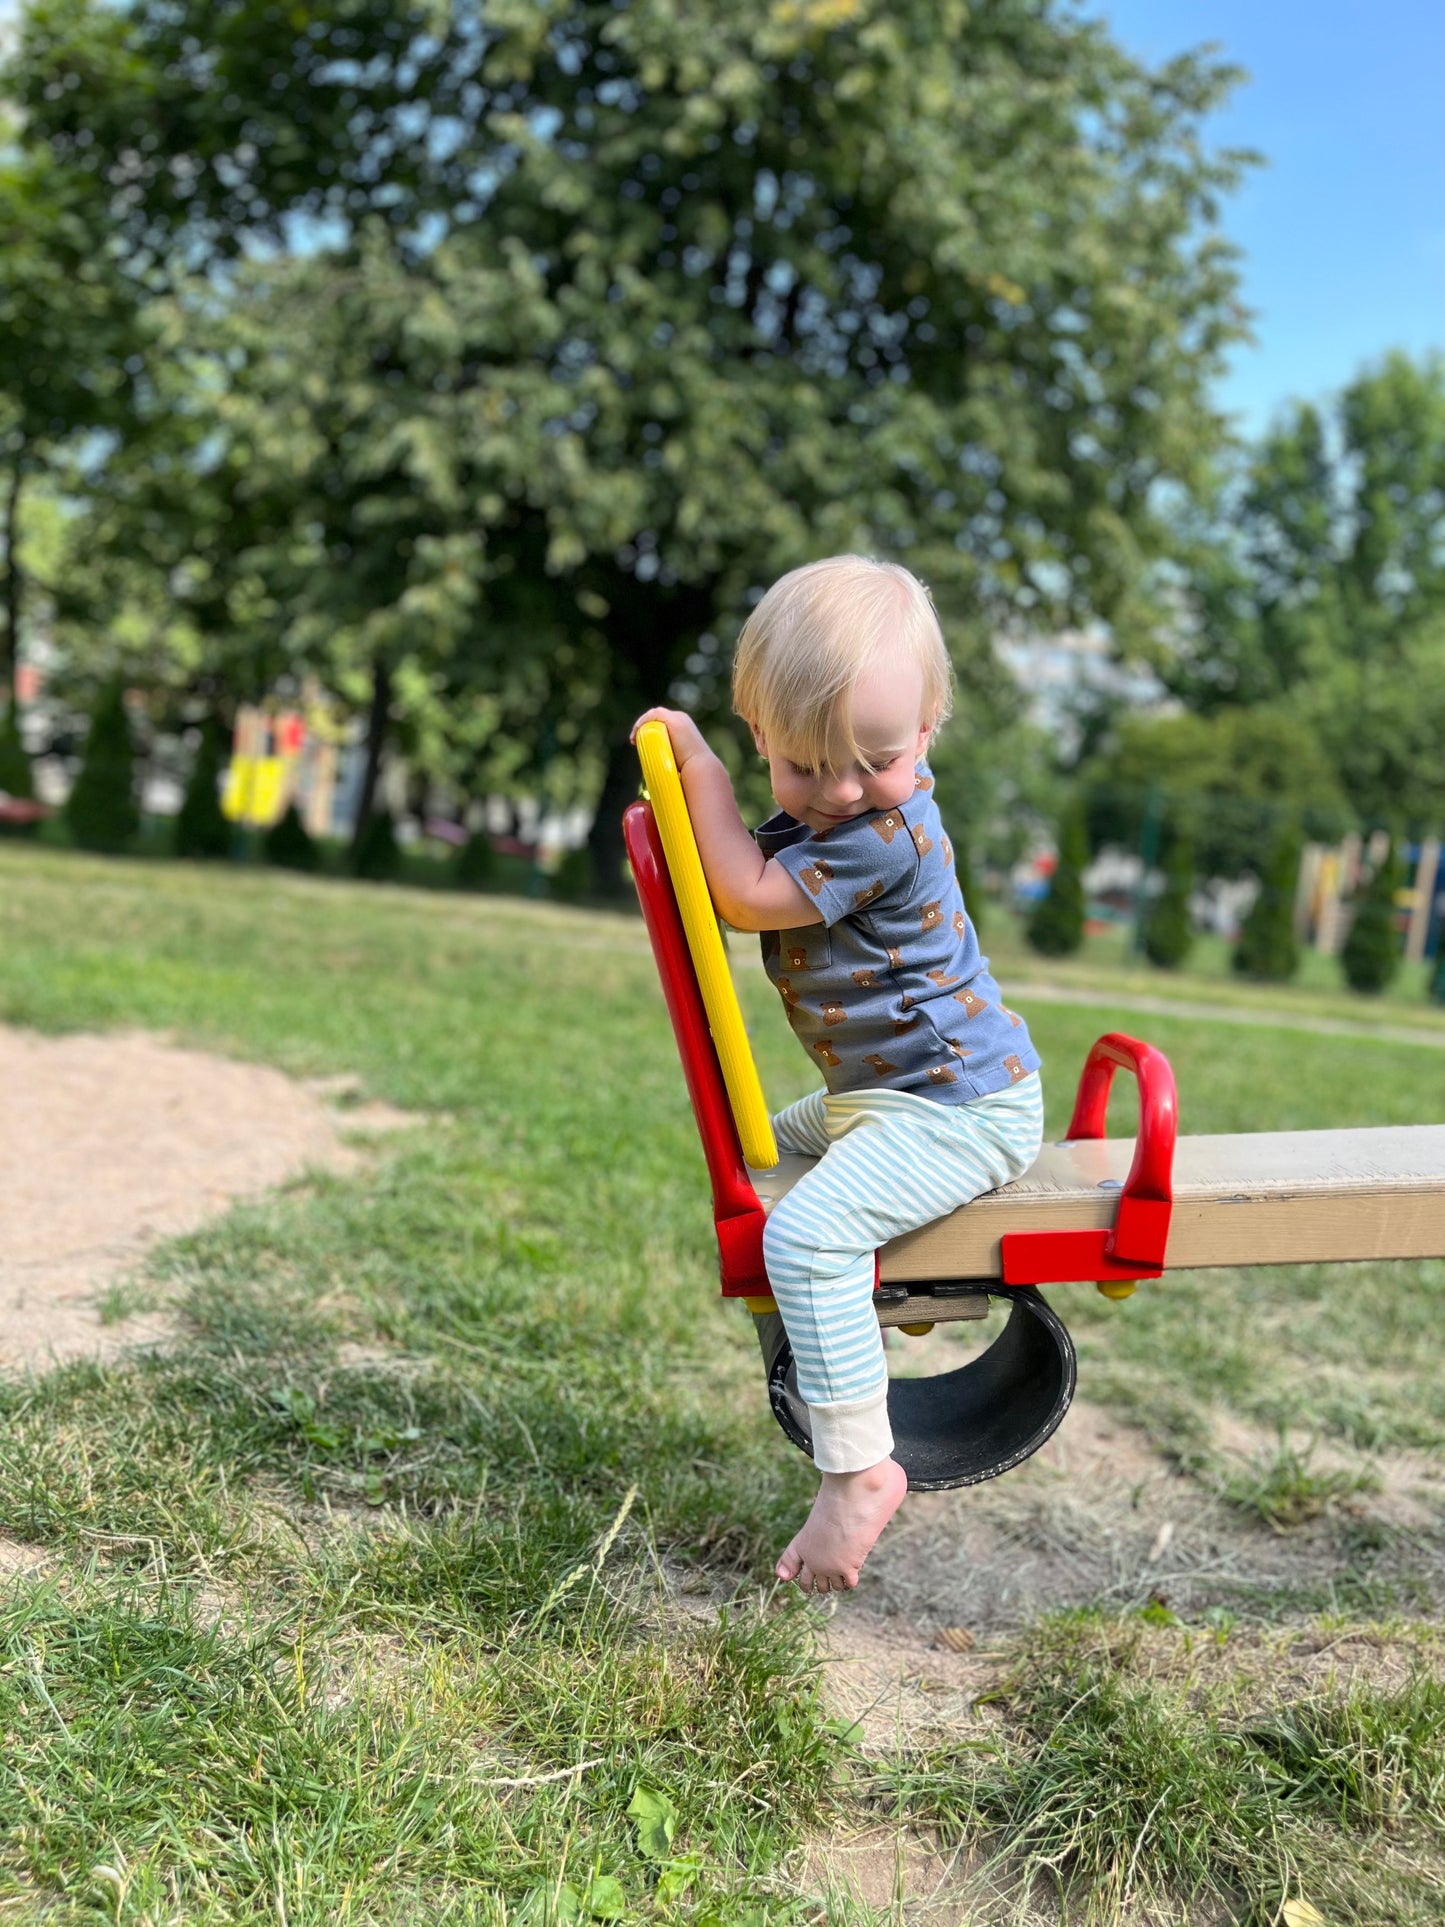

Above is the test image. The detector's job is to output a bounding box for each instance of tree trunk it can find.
[589,731,647,898]
[350,655,392,856]
[1,458,23,704]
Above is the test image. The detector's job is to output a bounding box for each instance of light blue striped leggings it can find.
[762,1074,1045,1474]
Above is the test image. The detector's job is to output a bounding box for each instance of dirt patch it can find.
[0,1026,415,1373]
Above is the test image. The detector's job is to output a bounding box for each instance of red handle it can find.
[1000,1032,1177,1287]
[1065,1033,1176,1268]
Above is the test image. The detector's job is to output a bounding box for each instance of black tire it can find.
[753,1289,1076,1492]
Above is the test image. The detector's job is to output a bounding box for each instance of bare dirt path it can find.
[0,1025,410,1373]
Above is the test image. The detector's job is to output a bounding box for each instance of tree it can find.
[1084,706,1350,879]
[66,681,139,853]
[1143,833,1195,969]
[0,136,151,700]
[1151,353,1445,828]
[265,803,321,873]
[0,700,33,801]
[18,1,1255,890]
[1341,835,1404,995]
[173,721,231,860]
[1232,826,1301,982]
[1028,804,1088,958]
[353,807,400,882]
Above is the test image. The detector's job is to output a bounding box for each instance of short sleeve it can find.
[766,806,920,928]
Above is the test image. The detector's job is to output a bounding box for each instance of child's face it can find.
[755,660,932,834]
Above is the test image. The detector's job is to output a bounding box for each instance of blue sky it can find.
[1094,0,1445,435]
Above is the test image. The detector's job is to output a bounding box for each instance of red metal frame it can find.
[628,796,1178,1296]
[625,801,771,1295]
[1000,1033,1177,1287]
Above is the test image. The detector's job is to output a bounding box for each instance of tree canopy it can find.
[14,0,1256,875]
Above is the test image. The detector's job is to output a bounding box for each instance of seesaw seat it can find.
[624,721,1445,1490]
[753,1125,1445,1328]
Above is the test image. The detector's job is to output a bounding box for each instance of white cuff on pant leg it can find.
[808,1388,894,1474]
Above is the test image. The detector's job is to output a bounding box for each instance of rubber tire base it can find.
[755,1287,1076,1492]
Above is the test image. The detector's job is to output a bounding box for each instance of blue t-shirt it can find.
[754,765,1041,1104]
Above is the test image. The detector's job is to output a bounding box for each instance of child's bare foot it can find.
[776,1457,908,1594]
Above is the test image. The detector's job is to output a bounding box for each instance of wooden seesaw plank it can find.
[749,1125,1445,1315]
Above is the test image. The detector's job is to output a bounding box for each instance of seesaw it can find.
[624,721,1445,1492]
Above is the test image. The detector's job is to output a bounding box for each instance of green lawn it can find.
[0,845,1442,1923]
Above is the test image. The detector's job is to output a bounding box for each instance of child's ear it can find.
[750,723,769,758]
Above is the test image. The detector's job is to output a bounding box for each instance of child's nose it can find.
[820,769,863,805]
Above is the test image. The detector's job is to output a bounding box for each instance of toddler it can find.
[633,556,1043,1595]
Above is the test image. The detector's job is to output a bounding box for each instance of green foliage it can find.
[1232,825,1302,982]
[19,0,1253,884]
[453,830,498,892]
[1085,707,1349,879]
[550,845,597,902]
[1143,834,1196,969]
[65,680,139,854]
[0,701,34,800]
[1163,353,1445,828]
[173,722,230,861]
[352,807,400,882]
[264,802,320,874]
[1341,834,1405,995]
[1027,804,1088,958]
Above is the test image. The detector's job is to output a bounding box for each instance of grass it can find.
[0,843,1442,1921]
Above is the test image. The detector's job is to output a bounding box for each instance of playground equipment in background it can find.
[625,721,1445,1491]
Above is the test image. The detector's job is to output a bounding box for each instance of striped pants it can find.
[762,1074,1045,1473]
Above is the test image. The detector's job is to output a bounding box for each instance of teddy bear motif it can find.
[945,1037,973,1060]
[914,773,933,791]
[942,835,953,867]
[926,1064,957,1086]
[926,967,959,988]
[886,946,904,970]
[893,1014,921,1035]
[1004,1054,1028,1082]
[854,880,885,909]
[952,910,966,939]
[1000,1005,1022,1028]
[862,1053,900,1077]
[813,1039,842,1069]
[910,823,933,858]
[777,975,801,1008]
[919,900,943,932]
[870,811,903,844]
[797,858,835,897]
[852,968,880,989]
[819,1001,848,1026]
[953,986,987,1018]
[784,944,811,971]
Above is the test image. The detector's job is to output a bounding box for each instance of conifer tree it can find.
[265,802,320,873]
[1232,825,1301,981]
[67,681,139,854]
[0,702,36,836]
[1144,833,1196,969]
[353,806,400,882]
[1027,804,1088,957]
[1341,834,1404,994]
[453,830,497,892]
[174,721,231,860]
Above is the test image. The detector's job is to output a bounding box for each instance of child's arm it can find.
[630,707,822,932]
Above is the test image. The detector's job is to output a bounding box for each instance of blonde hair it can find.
[732,555,953,773]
